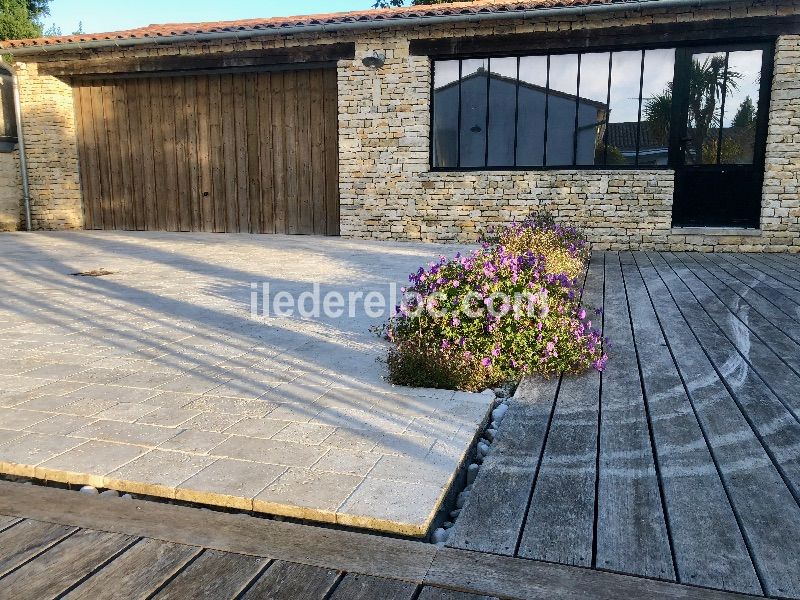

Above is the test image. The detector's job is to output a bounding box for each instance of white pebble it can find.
[443,521,454,529]
[467,463,479,485]
[99,490,119,498]
[492,403,508,422]
[121,493,133,500]
[477,441,490,457]
[432,527,450,545]
[485,428,496,442]
[456,490,471,508]
[79,485,98,495]
[493,387,506,398]
[481,389,495,397]
[450,509,461,519]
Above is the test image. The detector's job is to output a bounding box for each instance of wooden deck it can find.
[449,252,800,600]
[0,480,753,600]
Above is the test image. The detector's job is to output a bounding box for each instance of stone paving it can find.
[0,232,492,536]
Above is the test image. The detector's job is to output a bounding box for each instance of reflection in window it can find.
[606,51,643,166]
[487,57,518,167]
[720,50,762,164]
[639,49,675,166]
[459,59,489,168]
[685,51,727,165]
[0,70,17,142]
[432,60,459,167]
[516,56,547,167]
[430,45,741,169]
[576,52,610,166]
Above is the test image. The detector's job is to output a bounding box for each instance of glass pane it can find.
[720,49,762,164]
[606,50,642,166]
[459,58,489,168]
[516,55,547,167]
[432,60,460,168]
[487,57,518,167]
[639,48,675,166]
[0,74,16,139]
[546,54,579,166]
[576,52,610,166]
[685,51,727,165]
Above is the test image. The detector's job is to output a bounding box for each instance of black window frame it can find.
[0,67,18,150]
[427,41,739,172]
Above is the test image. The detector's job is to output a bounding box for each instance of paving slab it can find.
[0,232,492,536]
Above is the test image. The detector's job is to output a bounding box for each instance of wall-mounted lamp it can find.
[361,52,385,69]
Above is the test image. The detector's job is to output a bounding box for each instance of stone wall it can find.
[337,27,800,251]
[9,0,800,250]
[14,63,82,230]
[759,35,800,252]
[0,150,20,230]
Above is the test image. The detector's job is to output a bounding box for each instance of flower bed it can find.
[376,213,608,391]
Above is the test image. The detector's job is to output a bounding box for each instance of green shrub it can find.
[376,212,607,391]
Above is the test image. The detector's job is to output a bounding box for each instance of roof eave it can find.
[0,0,742,57]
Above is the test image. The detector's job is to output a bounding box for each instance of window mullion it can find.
[634,49,645,167]
[513,56,520,168]
[716,51,730,165]
[543,54,550,167]
[603,52,613,167]
[573,53,582,167]
[484,59,491,168]
[456,60,463,168]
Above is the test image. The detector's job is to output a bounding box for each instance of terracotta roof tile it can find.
[0,0,634,50]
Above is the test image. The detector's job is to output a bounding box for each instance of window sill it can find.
[671,227,762,237]
[0,140,18,153]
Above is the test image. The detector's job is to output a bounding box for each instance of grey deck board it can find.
[656,255,800,500]
[594,252,674,581]
[720,254,800,306]
[704,253,800,322]
[417,587,498,600]
[676,253,800,373]
[687,253,800,340]
[636,252,800,598]
[329,573,418,600]
[620,253,761,594]
[665,254,800,419]
[446,376,559,555]
[0,528,136,599]
[0,519,75,578]
[240,560,340,599]
[152,549,266,599]
[743,254,800,289]
[516,253,604,566]
[63,538,200,600]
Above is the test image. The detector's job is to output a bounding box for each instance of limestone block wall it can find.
[7,0,800,250]
[759,35,800,252]
[0,151,20,230]
[14,63,82,230]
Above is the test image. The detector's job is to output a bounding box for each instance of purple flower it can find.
[578,308,587,320]
[481,357,492,367]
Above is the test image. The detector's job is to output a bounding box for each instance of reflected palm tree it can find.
[643,55,741,164]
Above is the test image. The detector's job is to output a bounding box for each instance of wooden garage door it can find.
[73,68,339,234]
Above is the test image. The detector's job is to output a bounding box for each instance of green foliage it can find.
[732,96,755,128]
[377,213,607,391]
[0,0,43,40]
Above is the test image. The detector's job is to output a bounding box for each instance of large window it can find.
[0,69,17,144]
[431,48,676,169]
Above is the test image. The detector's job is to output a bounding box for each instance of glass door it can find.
[670,43,773,228]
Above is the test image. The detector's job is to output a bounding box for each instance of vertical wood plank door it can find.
[72,68,340,235]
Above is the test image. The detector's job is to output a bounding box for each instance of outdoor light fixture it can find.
[361,52,385,69]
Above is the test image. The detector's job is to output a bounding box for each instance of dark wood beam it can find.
[38,42,355,77]
[410,15,800,57]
